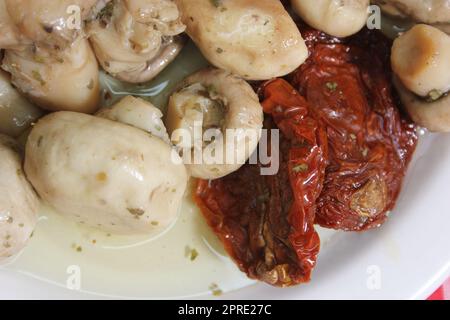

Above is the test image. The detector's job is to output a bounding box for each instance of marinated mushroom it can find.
[2,37,100,113]
[175,0,308,80]
[25,111,187,235]
[165,68,263,179]
[0,134,39,263]
[391,24,450,98]
[1,0,99,50]
[372,0,450,34]
[88,0,186,83]
[97,95,170,143]
[394,77,450,132]
[0,69,43,138]
[391,24,450,132]
[291,0,369,37]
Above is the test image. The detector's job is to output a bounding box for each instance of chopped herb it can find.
[185,246,199,261]
[292,163,309,173]
[326,81,338,92]
[87,79,94,90]
[361,147,369,157]
[127,208,145,218]
[97,1,114,21]
[216,47,224,54]
[154,125,161,131]
[426,89,443,102]
[210,0,222,7]
[151,221,159,226]
[19,223,24,228]
[32,70,46,86]
[76,246,82,252]
[209,283,223,296]
[34,56,45,63]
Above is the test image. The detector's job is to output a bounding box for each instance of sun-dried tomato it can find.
[195,79,327,286]
[291,27,418,230]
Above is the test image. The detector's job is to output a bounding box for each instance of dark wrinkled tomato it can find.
[292,28,417,230]
[195,79,327,287]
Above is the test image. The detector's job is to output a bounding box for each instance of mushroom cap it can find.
[0,134,39,263]
[25,111,188,235]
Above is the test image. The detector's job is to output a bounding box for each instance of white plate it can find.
[1,131,449,300]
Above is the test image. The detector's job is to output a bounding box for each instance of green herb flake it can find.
[151,221,159,226]
[127,208,145,218]
[87,79,94,90]
[32,70,46,86]
[361,147,369,157]
[216,47,224,54]
[326,81,338,92]
[37,135,43,147]
[210,0,222,7]
[209,283,223,296]
[426,89,443,102]
[292,163,309,173]
[185,246,199,261]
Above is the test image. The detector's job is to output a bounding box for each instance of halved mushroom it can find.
[2,37,100,113]
[97,95,170,143]
[25,111,187,235]
[0,69,43,138]
[0,134,39,263]
[175,0,308,80]
[88,0,186,83]
[165,68,263,179]
[291,0,369,37]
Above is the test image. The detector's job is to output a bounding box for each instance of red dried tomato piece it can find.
[195,79,327,286]
[292,27,418,231]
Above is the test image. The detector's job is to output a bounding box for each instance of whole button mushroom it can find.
[391,24,450,132]
[0,70,43,138]
[175,0,308,80]
[165,68,263,179]
[2,37,100,113]
[97,95,170,143]
[25,111,188,235]
[291,0,369,38]
[0,134,39,263]
[88,0,186,83]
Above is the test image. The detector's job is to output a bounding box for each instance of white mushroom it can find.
[165,68,263,179]
[391,24,450,98]
[2,37,100,113]
[25,111,187,235]
[0,134,39,263]
[394,76,450,132]
[97,95,170,143]
[372,0,450,34]
[88,0,186,83]
[291,0,369,37]
[2,0,99,50]
[175,0,308,80]
[0,69,43,138]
